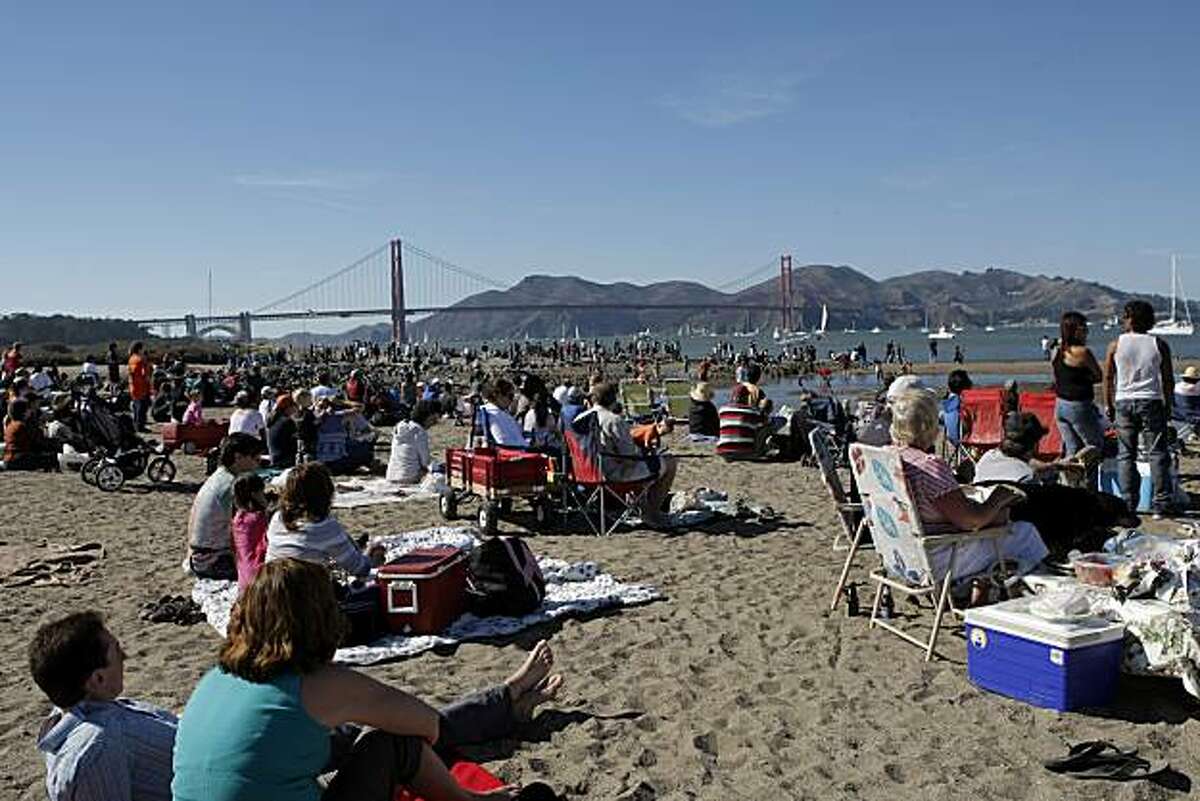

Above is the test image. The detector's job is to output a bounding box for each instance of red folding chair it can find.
[959,388,1006,459]
[562,415,657,536]
[1018,390,1063,461]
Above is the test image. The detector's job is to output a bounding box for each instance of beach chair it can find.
[662,379,691,423]
[620,382,655,419]
[959,388,1006,460]
[563,413,657,536]
[848,443,1011,660]
[811,428,872,611]
[1018,390,1063,461]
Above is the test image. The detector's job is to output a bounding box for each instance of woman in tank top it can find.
[1051,312,1105,482]
[1102,300,1175,516]
[171,559,563,801]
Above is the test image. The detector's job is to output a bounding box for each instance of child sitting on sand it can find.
[265,462,385,577]
[182,390,204,425]
[231,473,271,592]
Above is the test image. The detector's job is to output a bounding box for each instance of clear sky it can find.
[3,1,1199,322]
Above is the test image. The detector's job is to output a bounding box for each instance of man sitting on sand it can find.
[31,611,178,801]
[185,433,265,580]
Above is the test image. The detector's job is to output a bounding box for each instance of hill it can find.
[0,313,150,347]
[402,266,1161,340]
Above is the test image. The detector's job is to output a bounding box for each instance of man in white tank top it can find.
[1102,300,1175,516]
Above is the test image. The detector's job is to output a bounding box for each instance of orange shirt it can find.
[128,353,151,400]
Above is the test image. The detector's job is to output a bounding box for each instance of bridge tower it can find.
[779,254,793,332]
[237,312,253,342]
[390,238,407,343]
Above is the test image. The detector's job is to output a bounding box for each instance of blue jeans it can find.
[131,398,149,430]
[1114,399,1172,514]
[1055,398,1105,486]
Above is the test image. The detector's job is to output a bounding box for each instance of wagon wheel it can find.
[81,457,102,486]
[439,491,458,521]
[477,503,498,535]
[147,456,177,484]
[95,463,125,493]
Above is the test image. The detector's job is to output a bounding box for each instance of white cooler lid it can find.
[964,596,1125,649]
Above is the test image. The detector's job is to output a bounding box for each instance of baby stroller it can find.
[77,398,176,492]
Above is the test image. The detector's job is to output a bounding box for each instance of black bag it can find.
[466,536,546,617]
[334,578,381,646]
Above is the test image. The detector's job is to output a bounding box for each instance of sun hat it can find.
[689,382,714,402]
[1183,366,1200,382]
[885,374,932,401]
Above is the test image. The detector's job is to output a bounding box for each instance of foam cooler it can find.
[964,596,1125,712]
[376,547,468,635]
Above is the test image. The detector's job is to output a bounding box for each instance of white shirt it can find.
[1114,332,1163,402]
[227,408,266,438]
[479,402,527,447]
[972,449,1035,484]
[311,384,338,401]
[258,398,274,422]
[81,361,99,376]
[386,420,431,483]
[30,372,53,393]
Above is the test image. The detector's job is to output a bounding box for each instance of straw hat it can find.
[689,382,714,402]
[1183,366,1200,382]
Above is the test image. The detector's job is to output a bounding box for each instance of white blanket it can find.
[192,526,663,666]
[270,470,447,509]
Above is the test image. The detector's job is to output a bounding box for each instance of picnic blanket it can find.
[621,487,780,531]
[1025,529,1200,698]
[270,470,447,509]
[193,526,663,666]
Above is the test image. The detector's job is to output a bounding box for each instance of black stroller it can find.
[77,398,176,492]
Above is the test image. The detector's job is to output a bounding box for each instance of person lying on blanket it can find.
[172,558,563,801]
[31,611,179,801]
[888,389,1049,599]
[266,462,386,577]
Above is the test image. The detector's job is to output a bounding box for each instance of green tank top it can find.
[172,667,330,801]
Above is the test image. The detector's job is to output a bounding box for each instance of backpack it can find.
[466,536,546,617]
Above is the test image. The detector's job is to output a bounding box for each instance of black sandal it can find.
[1044,741,1167,782]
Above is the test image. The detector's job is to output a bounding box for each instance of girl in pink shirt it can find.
[231,473,270,591]
[182,390,204,425]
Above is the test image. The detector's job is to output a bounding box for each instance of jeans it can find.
[1114,399,1172,514]
[1055,398,1105,486]
[322,685,515,801]
[131,398,149,430]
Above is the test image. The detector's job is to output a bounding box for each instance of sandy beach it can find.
[3,423,1198,801]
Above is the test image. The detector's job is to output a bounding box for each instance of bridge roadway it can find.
[134,303,781,327]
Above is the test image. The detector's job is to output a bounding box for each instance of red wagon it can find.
[160,420,230,456]
[439,446,555,534]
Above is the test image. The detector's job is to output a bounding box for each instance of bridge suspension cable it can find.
[254,243,389,314]
[714,257,779,293]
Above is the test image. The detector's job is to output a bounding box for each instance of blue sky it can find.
[3,1,1199,325]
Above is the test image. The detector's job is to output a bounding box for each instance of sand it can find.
[2,423,1198,801]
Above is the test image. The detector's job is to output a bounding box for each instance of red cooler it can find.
[376,547,469,635]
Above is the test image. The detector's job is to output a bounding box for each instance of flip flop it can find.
[1044,741,1166,782]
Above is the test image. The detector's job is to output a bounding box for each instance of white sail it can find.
[818,304,829,334]
[1150,254,1194,336]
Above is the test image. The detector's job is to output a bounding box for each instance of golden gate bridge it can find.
[134,239,800,341]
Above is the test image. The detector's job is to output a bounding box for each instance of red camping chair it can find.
[562,415,657,536]
[959,388,1006,459]
[1018,390,1064,461]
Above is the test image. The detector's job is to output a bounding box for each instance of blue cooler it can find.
[964,596,1125,712]
[1097,458,1153,511]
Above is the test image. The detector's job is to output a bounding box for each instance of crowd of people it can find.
[13,295,1200,799]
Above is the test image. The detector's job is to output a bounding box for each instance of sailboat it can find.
[920,310,930,334]
[869,326,882,334]
[1149,255,1194,336]
[814,304,829,337]
[928,325,956,340]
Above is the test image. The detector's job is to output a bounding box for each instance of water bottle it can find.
[879,587,895,620]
